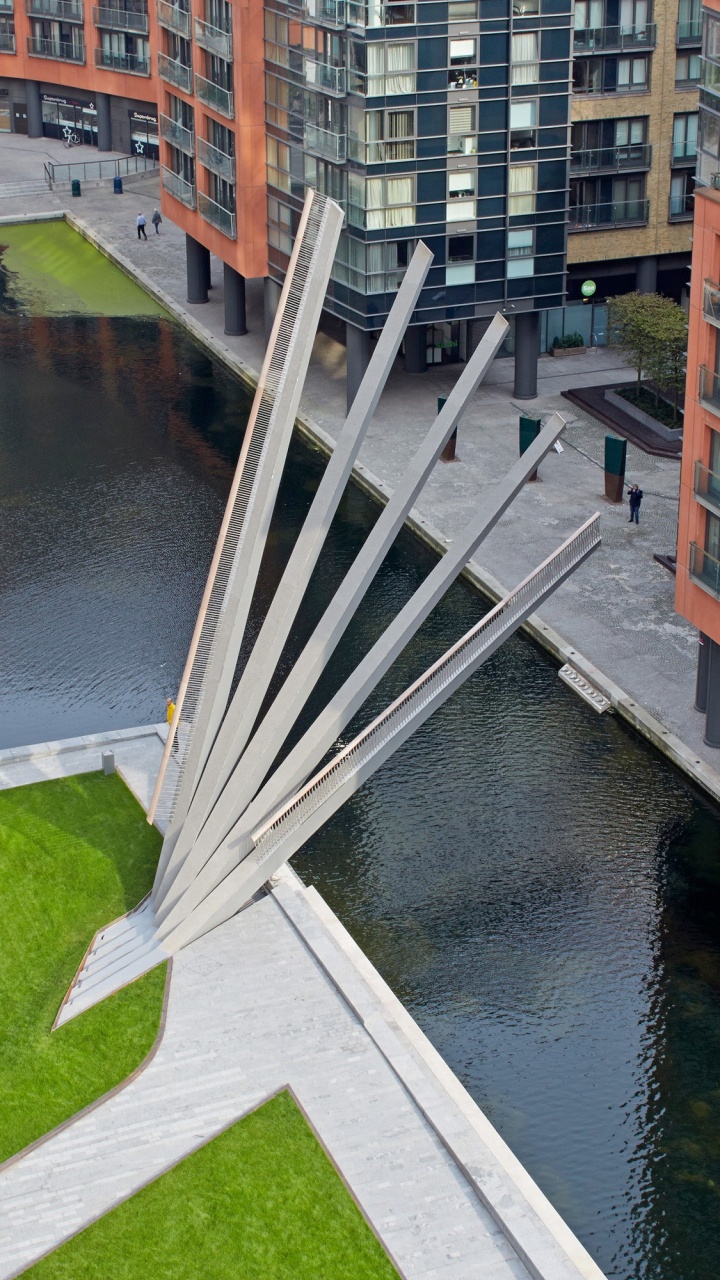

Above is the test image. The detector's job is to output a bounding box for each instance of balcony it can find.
[194,15,231,58]
[689,542,720,597]
[573,22,656,51]
[158,50,191,90]
[161,164,195,208]
[94,5,148,30]
[95,46,149,72]
[570,142,652,173]
[156,0,189,34]
[26,0,83,17]
[669,191,694,219]
[303,123,347,162]
[195,72,234,117]
[677,17,702,43]
[198,190,236,238]
[160,111,194,154]
[569,198,649,230]
[197,135,235,181]
[27,33,84,58]
[0,30,15,48]
[698,366,720,414]
[694,462,720,517]
[704,280,720,326]
[304,57,346,95]
[304,0,346,26]
[672,139,697,165]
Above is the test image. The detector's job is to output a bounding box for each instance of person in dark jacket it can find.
[627,483,643,524]
[151,209,162,235]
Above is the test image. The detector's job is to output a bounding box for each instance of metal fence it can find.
[44,154,158,185]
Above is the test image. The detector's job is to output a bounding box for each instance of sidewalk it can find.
[0,135,712,786]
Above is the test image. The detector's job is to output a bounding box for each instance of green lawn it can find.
[24,1090,399,1280]
[0,771,166,1164]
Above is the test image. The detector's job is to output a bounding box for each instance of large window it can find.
[448,103,477,154]
[332,235,413,293]
[366,108,415,160]
[510,100,537,149]
[267,136,290,192]
[445,234,474,286]
[366,174,415,227]
[673,111,698,160]
[511,32,539,85]
[676,50,701,85]
[367,41,415,94]
[447,169,475,221]
[507,228,534,278]
[617,54,649,89]
[509,163,536,215]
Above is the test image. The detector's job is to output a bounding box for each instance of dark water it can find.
[2,241,720,1280]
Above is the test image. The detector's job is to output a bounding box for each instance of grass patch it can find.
[616,384,682,429]
[0,772,166,1164]
[24,1090,399,1280]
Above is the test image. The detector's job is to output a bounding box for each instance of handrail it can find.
[45,154,157,183]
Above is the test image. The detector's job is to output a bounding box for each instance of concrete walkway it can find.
[0,134,712,791]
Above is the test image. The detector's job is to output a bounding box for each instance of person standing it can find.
[151,209,162,236]
[166,695,178,753]
[136,212,148,241]
[627,483,643,524]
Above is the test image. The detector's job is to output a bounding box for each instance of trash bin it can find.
[113,176,123,195]
[71,178,81,197]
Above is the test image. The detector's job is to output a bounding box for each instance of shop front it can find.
[129,109,158,160]
[41,93,98,145]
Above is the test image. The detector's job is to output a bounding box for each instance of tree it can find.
[607,291,688,422]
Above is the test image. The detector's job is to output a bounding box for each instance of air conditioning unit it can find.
[711,172,720,189]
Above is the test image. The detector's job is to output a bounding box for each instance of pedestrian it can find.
[627,483,643,524]
[136,212,147,241]
[151,208,162,236]
[166,695,178,753]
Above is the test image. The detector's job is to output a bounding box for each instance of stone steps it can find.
[0,181,51,200]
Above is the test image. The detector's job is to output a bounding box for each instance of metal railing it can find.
[250,515,602,870]
[698,366,720,413]
[160,111,194,154]
[161,164,196,208]
[0,31,15,50]
[689,542,720,597]
[573,21,656,50]
[194,14,231,59]
[158,50,191,90]
[677,17,702,42]
[44,153,157,183]
[669,192,694,219]
[198,190,236,238]
[156,0,189,33]
[570,142,651,172]
[703,280,720,326]
[195,72,233,117]
[304,58,346,94]
[672,139,697,163]
[569,198,649,230]
[95,46,149,72]
[694,462,720,514]
[303,123,347,162]
[93,4,148,29]
[304,0,345,25]
[27,33,84,58]
[25,0,83,16]
[196,135,235,181]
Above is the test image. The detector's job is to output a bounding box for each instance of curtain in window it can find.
[367,43,384,93]
[508,163,535,214]
[386,42,414,94]
[366,175,385,228]
[511,33,538,84]
[386,174,414,226]
[367,242,384,292]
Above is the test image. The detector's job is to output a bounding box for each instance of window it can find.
[669,170,693,217]
[365,174,415,228]
[268,195,292,255]
[510,100,537,149]
[615,117,646,146]
[367,41,415,94]
[509,163,535,215]
[619,0,649,36]
[573,58,601,92]
[511,33,538,85]
[700,110,720,159]
[366,108,415,160]
[674,111,698,160]
[332,235,413,292]
[617,55,648,90]
[446,234,474,286]
[266,136,290,192]
[507,228,534,277]
[448,0,476,16]
[447,169,475,221]
[450,38,476,63]
[575,0,603,29]
[675,51,700,84]
[448,103,477,154]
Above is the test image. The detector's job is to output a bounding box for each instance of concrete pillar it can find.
[513,311,540,400]
[264,276,282,345]
[696,632,711,713]
[404,324,427,374]
[346,321,371,412]
[96,93,112,151]
[704,637,720,747]
[204,251,212,292]
[223,263,247,336]
[25,81,42,139]
[636,256,657,294]
[186,233,209,304]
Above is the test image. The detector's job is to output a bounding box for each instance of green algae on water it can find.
[0,220,167,318]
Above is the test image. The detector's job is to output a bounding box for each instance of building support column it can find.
[404,324,427,374]
[25,81,42,139]
[264,276,281,345]
[704,637,720,747]
[96,93,112,151]
[696,632,711,713]
[513,311,540,400]
[223,263,247,336]
[346,322,371,412]
[186,233,209,304]
[636,256,658,294]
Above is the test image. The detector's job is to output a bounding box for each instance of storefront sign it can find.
[581,280,597,299]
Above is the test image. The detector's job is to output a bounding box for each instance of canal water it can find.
[2,222,719,1280]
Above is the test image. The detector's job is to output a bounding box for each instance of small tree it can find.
[607,291,688,421]
[607,292,667,394]
[642,299,688,423]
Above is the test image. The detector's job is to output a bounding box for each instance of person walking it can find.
[627,483,643,524]
[166,695,178,753]
[151,209,162,236]
[136,212,148,241]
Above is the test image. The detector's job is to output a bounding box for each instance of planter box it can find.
[605,388,683,441]
[551,345,586,357]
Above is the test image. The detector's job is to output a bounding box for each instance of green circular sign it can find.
[581,280,597,298]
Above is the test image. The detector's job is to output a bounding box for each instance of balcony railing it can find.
[672,139,697,164]
[194,15,231,59]
[195,72,234,117]
[95,46,149,72]
[0,0,13,10]
[573,21,656,50]
[161,164,195,208]
[0,30,15,49]
[26,0,83,17]
[157,50,191,90]
[304,0,345,25]
[570,142,652,172]
[669,192,694,219]
[698,366,720,413]
[160,111,194,153]
[303,123,347,162]
[694,462,720,516]
[704,280,720,326]
[198,190,236,238]
[689,542,720,597]
[196,135,235,181]
[304,57,346,94]
[156,0,189,34]
[569,198,649,230]
[27,33,85,58]
[93,4,148,30]
[677,17,702,42]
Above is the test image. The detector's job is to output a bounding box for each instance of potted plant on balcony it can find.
[551,332,587,357]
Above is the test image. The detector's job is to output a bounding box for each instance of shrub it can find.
[552,332,585,349]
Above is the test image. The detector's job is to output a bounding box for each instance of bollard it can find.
[519,413,542,481]
[101,750,115,775]
[438,396,458,462]
[113,176,123,195]
[71,178,81,198]
[604,434,627,502]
